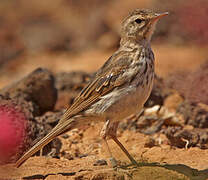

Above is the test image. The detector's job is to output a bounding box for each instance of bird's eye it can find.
[135,19,142,24]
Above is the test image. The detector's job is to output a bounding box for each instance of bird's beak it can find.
[153,12,169,21]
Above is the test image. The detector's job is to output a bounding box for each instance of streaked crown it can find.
[121,9,168,42]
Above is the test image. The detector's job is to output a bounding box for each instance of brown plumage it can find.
[15,9,168,168]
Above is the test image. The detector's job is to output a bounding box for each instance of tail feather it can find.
[15,118,76,168]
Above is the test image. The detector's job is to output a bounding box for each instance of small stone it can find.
[79,154,88,158]
[144,105,160,116]
[93,159,107,166]
[164,92,183,112]
[61,134,70,139]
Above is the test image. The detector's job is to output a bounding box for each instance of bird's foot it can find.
[109,157,118,168]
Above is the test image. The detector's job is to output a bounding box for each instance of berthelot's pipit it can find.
[15,9,168,168]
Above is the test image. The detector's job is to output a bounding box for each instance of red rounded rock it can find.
[0,105,28,164]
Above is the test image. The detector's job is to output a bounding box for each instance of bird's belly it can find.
[106,85,152,120]
[86,78,153,121]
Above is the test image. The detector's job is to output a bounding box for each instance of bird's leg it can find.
[40,148,43,157]
[111,136,137,165]
[103,138,118,167]
[107,121,138,166]
[100,120,117,167]
[100,120,138,167]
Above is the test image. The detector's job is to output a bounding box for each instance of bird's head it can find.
[121,9,168,42]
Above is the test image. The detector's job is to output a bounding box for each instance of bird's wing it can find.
[59,54,136,123]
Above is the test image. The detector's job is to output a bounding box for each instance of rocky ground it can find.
[0,1,208,179]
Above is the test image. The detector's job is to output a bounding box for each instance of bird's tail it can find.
[15,117,77,168]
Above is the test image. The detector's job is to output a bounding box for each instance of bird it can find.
[15,9,168,168]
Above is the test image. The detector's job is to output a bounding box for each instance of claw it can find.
[109,157,118,168]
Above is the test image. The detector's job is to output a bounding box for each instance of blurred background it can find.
[0,0,208,87]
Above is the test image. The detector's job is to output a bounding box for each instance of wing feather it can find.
[59,54,136,123]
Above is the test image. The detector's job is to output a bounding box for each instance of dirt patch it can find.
[1,129,208,179]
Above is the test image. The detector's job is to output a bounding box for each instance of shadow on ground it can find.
[20,161,208,180]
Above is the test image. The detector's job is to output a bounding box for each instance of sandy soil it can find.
[1,125,208,179]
